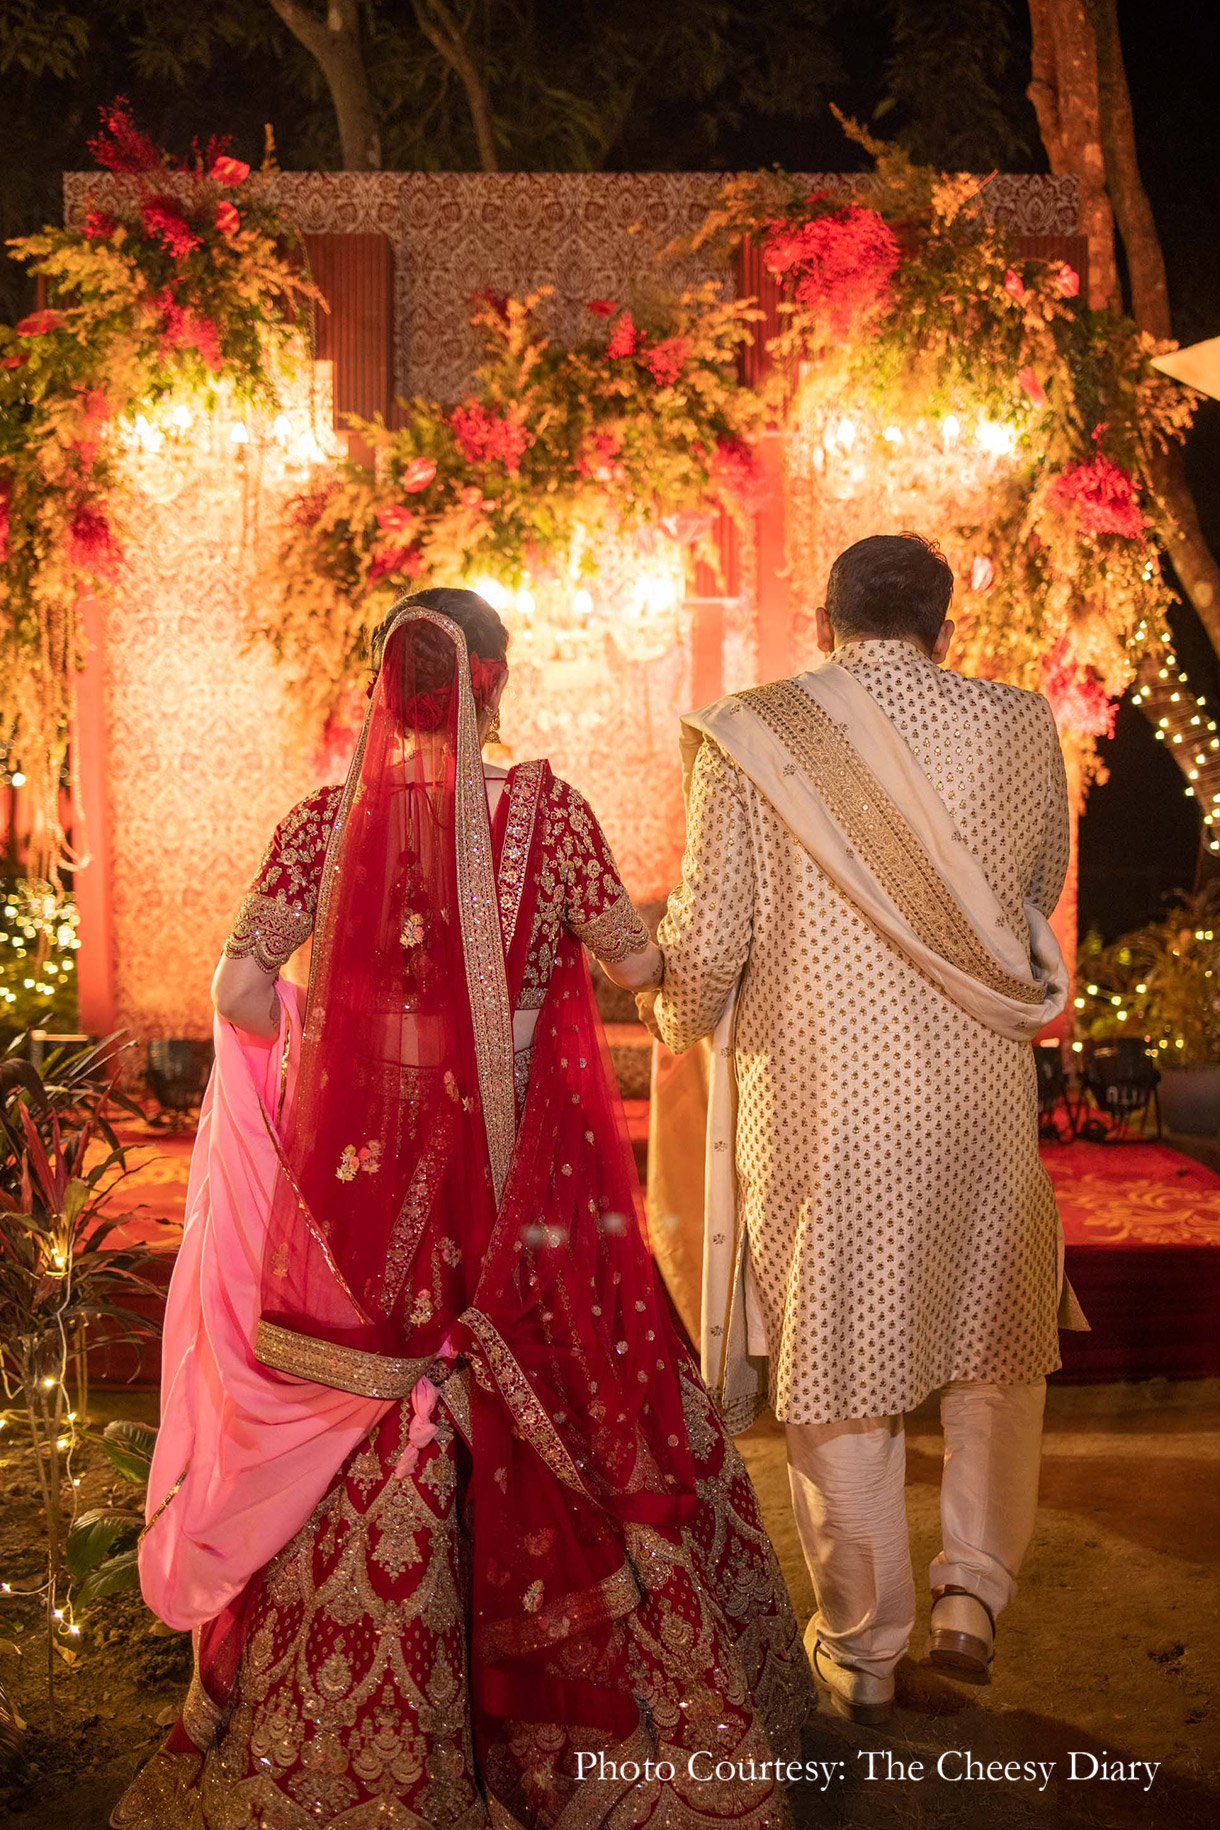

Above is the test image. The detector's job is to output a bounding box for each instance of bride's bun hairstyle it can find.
[370,587,509,721]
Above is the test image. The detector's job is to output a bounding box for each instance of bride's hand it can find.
[635,988,662,1041]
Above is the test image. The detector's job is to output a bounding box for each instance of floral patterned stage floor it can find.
[103,1123,1220,1382]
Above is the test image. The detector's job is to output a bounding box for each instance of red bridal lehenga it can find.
[113,606,813,1830]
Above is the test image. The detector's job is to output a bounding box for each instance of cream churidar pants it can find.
[785,1379,1047,1679]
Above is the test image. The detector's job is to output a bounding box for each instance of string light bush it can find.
[0,1040,163,1725]
[1076,888,1220,1068]
[0,883,80,1039]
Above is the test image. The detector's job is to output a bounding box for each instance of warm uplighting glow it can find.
[975,418,1016,456]
[472,575,510,612]
[572,588,593,620]
[942,414,961,443]
[882,425,903,443]
[229,421,250,445]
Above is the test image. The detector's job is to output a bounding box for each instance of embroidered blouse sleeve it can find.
[655,738,755,1053]
[551,779,653,963]
[223,785,342,974]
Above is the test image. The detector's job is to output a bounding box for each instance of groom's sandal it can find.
[927,1586,996,1685]
[811,1639,894,1727]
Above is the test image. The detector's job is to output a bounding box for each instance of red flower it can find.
[459,484,489,510]
[376,504,416,536]
[215,200,241,237]
[1047,451,1146,539]
[210,155,250,186]
[606,312,637,360]
[643,336,690,386]
[142,195,201,260]
[401,456,437,493]
[17,310,65,337]
[1056,262,1080,298]
[449,401,528,473]
[1017,366,1047,410]
[0,476,11,561]
[66,501,120,577]
[1041,637,1116,738]
[83,207,118,241]
[710,435,768,512]
[368,543,422,585]
[1,352,27,370]
[89,99,162,176]
[762,202,899,334]
[289,479,338,528]
[1003,269,1027,302]
[155,288,222,369]
[578,428,624,482]
[587,299,618,317]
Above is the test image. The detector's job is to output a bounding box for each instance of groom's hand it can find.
[635,988,662,1041]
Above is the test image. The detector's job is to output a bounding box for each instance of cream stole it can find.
[679,662,1075,1430]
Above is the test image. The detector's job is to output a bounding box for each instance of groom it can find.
[643,532,1082,1725]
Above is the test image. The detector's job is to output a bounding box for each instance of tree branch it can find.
[411,0,499,171]
[265,0,381,169]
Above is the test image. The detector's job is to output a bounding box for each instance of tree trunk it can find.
[1088,0,1171,335]
[1026,0,1117,309]
[266,0,381,170]
[411,0,499,171]
[1081,1,1220,654]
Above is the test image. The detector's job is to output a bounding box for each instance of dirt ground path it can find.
[2,1379,1217,1828]
[737,1379,1220,1830]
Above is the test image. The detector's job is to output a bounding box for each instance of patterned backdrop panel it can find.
[104,412,331,1039]
[60,172,1074,1037]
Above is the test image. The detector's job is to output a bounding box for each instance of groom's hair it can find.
[825,533,954,648]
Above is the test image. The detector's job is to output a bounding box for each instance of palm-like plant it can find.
[0,1037,166,1723]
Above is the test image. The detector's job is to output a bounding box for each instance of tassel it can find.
[393,1375,441,1480]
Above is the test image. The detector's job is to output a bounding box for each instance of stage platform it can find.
[101,1118,1220,1385]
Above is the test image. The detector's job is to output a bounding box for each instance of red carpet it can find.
[95,1123,1220,1383]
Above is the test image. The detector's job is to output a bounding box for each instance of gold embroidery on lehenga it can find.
[461,1308,592,1498]
[744,679,1044,1006]
[477,1560,641,1662]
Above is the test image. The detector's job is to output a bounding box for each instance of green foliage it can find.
[1076,887,1220,1067]
[0,1034,164,1717]
[97,1416,157,1483]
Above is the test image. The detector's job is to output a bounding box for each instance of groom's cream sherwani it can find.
[654,640,1074,1430]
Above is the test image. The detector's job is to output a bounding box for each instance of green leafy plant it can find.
[67,1419,158,1607]
[1076,888,1220,1068]
[0,1037,165,1722]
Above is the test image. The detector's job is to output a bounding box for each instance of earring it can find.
[486,707,502,743]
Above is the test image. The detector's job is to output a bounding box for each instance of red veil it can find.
[255,604,699,1780]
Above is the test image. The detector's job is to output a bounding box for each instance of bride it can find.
[113,589,813,1829]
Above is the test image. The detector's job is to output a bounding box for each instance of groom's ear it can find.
[932,618,954,665]
[815,605,835,655]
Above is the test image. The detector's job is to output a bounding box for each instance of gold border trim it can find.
[462,1307,591,1498]
[497,758,545,954]
[476,1558,641,1662]
[744,680,1044,1007]
[254,1318,430,1399]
